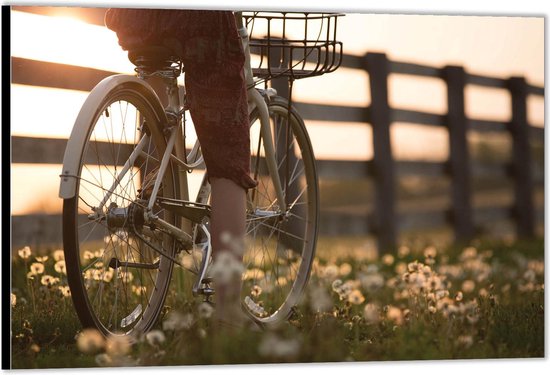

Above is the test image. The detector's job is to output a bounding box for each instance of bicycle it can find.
[59,11,343,338]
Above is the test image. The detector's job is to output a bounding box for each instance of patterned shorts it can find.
[105,8,256,189]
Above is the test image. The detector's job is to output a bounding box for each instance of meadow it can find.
[10,236,544,369]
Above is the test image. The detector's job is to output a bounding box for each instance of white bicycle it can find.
[59,11,342,337]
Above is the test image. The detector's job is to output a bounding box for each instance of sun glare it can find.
[11,10,134,74]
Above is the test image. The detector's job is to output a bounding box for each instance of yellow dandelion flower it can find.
[53,249,65,262]
[18,246,31,259]
[54,260,67,275]
[29,262,45,275]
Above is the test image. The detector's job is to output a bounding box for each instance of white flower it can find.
[29,263,45,275]
[11,293,16,307]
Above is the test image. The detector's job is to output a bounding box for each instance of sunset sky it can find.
[9,4,544,215]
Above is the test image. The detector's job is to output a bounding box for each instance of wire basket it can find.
[243,12,344,80]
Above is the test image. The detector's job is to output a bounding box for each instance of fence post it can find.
[443,66,474,242]
[364,52,396,253]
[508,76,535,238]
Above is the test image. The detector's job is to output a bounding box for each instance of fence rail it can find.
[11,7,544,252]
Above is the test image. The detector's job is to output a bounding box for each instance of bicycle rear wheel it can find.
[243,96,319,325]
[62,79,178,337]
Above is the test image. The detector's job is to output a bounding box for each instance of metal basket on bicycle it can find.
[243,12,344,80]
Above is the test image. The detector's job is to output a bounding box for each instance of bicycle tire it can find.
[62,78,178,338]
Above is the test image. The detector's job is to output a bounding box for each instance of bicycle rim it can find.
[63,87,177,337]
[243,96,319,325]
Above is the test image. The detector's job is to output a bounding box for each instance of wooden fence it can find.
[10,7,544,252]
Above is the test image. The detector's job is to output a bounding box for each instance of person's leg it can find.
[209,177,247,323]
[181,11,256,324]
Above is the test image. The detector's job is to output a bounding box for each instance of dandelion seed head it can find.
[163,311,194,331]
[18,246,31,259]
[53,249,65,262]
[363,303,380,324]
[339,263,352,276]
[198,302,214,319]
[382,254,395,266]
[145,330,166,346]
[462,280,476,293]
[348,289,365,305]
[457,335,473,348]
[309,284,332,313]
[210,252,244,285]
[386,306,404,325]
[398,245,410,258]
[455,291,464,302]
[40,275,60,286]
[105,334,131,357]
[58,286,71,297]
[322,264,339,280]
[54,260,67,275]
[95,353,112,367]
[258,333,301,359]
[76,328,105,354]
[423,246,437,259]
[428,305,437,314]
[35,256,49,263]
[250,285,262,298]
[29,263,45,275]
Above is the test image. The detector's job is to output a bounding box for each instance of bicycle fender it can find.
[59,74,167,199]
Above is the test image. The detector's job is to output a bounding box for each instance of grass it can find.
[9,236,544,369]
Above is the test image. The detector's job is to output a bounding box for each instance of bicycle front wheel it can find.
[62,80,178,337]
[243,96,319,325]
